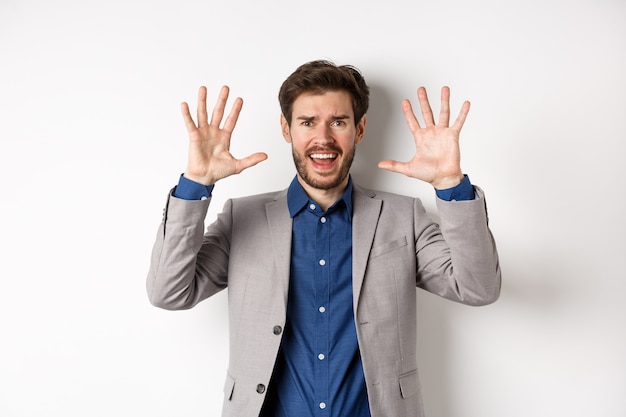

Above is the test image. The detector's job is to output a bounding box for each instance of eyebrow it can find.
[295,114,352,122]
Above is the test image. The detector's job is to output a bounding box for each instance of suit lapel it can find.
[265,190,293,306]
[263,185,380,311]
[351,185,382,312]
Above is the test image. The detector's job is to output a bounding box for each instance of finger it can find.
[438,86,451,127]
[181,102,198,132]
[222,97,243,133]
[451,100,471,131]
[196,86,208,127]
[417,87,435,126]
[210,85,230,127]
[401,99,421,132]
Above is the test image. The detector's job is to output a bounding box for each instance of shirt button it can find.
[256,384,266,394]
[319,402,326,409]
[319,259,326,266]
[309,204,316,210]
[320,217,326,223]
[318,306,326,313]
[273,325,282,335]
[318,353,325,360]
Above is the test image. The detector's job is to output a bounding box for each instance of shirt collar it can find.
[287,175,354,219]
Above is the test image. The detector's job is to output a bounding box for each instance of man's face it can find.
[281,90,366,192]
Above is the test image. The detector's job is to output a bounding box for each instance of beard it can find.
[291,144,356,191]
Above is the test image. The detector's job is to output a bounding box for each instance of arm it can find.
[147,86,267,309]
[380,86,500,304]
[415,189,501,306]
[147,193,230,310]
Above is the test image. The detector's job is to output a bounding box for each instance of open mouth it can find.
[309,153,337,160]
[309,152,338,168]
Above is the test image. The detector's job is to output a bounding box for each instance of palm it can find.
[182,86,267,185]
[379,86,469,190]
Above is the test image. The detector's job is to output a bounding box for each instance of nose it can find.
[314,123,333,144]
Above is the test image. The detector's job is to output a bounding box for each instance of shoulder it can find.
[353,183,418,205]
[353,183,429,222]
[230,189,287,204]
[226,189,288,213]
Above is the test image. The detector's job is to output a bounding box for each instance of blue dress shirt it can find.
[172,173,474,416]
[259,176,370,416]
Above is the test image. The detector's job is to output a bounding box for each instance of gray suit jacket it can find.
[147,183,501,417]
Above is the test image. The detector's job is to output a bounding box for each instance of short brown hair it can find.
[278,60,370,125]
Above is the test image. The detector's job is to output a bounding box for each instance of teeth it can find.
[310,153,336,159]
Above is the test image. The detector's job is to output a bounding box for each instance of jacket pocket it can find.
[369,235,408,259]
[398,369,420,399]
[223,373,235,401]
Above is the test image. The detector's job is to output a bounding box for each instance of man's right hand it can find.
[181,85,268,185]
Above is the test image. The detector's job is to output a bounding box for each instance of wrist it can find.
[183,172,215,186]
[432,173,465,190]
[175,174,215,200]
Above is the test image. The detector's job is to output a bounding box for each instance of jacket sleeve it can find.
[146,190,232,310]
[415,186,501,306]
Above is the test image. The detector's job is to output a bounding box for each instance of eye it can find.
[331,120,345,127]
[301,121,312,127]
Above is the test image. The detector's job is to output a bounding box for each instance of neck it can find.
[297,175,349,212]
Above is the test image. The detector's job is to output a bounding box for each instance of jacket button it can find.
[256,384,266,394]
[273,325,282,335]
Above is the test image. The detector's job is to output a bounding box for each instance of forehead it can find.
[292,90,354,117]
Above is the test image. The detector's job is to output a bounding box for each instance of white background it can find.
[1,0,625,416]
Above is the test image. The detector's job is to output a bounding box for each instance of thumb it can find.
[235,152,269,174]
[378,159,409,176]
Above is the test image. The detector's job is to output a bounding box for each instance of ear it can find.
[355,114,367,145]
[280,114,292,143]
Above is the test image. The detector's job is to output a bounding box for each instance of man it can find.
[147,60,501,417]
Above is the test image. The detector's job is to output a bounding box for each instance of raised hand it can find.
[181,85,268,185]
[378,86,469,190]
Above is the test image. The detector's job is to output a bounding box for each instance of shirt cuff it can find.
[172,174,215,200]
[435,175,475,201]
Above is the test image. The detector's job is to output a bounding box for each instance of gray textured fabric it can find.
[147,183,501,417]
